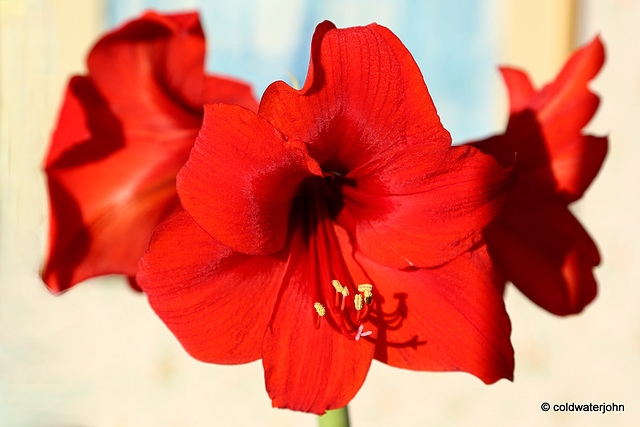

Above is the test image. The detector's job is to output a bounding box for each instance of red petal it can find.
[338,144,514,268]
[544,133,608,202]
[259,21,451,172]
[258,22,511,267]
[137,210,285,363]
[499,67,536,114]
[45,76,104,165]
[42,77,189,292]
[87,11,257,118]
[262,223,375,414]
[486,197,600,315]
[86,11,204,133]
[43,170,181,293]
[506,37,607,201]
[354,244,514,383]
[177,104,322,255]
[512,92,606,202]
[532,36,605,121]
[154,12,208,110]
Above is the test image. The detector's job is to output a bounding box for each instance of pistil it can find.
[354,324,373,341]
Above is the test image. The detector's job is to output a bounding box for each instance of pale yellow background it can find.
[1,0,638,425]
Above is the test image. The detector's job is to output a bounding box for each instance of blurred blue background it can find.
[108,0,500,143]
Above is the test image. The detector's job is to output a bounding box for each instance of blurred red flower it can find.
[137,21,515,414]
[471,37,607,315]
[42,11,258,293]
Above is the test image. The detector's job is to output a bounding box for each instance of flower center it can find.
[313,280,374,341]
[301,176,375,342]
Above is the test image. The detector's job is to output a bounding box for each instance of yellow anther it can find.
[314,302,326,316]
[358,283,373,304]
[340,286,350,297]
[358,284,372,292]
[332,280,343,293]
[354,294,363,310]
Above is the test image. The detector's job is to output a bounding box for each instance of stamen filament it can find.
[314,302,326,329]
[340,286,349,311]
[332,280,343,308]
[354,294,364,323]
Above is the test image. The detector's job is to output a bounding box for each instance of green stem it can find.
[318,405,350,427]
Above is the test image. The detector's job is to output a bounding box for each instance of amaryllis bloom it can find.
[138,21,515,414]
[42,11,258,293]
[471,37,607,315]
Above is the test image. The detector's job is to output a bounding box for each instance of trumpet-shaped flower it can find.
[43,11,258,293]
[138,21,515,413]
[471,37,607,315]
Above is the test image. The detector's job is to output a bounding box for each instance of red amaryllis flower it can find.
[137,21,515,414]
[42,11,258,293]
[471,37,607,315]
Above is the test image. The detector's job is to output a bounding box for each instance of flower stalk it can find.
[318,406,350,427]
